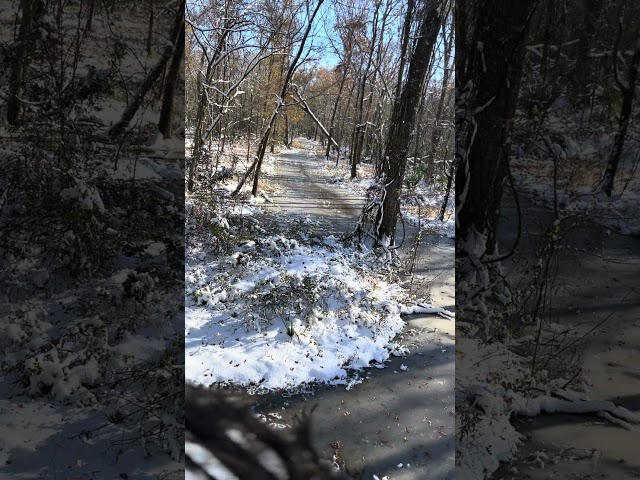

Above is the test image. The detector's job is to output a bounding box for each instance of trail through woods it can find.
[493,191,640,479]
[233,139,455,479]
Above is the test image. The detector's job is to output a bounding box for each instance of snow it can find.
[0,1,186,476]
[456,331,640,480]
[185,231,420,391]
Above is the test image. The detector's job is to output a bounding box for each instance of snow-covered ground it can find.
[288,138,455,238]
[185,136,454,395]
[510,112,640,235]
[456,327,639,480]
[185,136,456,479]
[1,4,184,478]
[185,199,452,392]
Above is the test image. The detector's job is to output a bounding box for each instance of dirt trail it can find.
[494,191,640,479]
[241,141,456,479]
[260,147,364,237]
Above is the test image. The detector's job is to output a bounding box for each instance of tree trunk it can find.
[146,0,154,55]
[7,0,45,125]
[599,31,640,196]
[325,63,349,161]
[376,0,444,242]
[428,18,453,169]
[158,2,186,139]
[336,75,358,166]
[109,48,173,139]
[394,0,415,101]
[85,0,95,32]
[350,0,380,179]
[291,87,338,148]
[455,0,537,301]
[540,0,554,79]
[232,0,325,198]
[574,0,603,103]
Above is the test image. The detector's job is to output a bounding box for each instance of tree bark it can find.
[376,0,444,242]
[85,0,96,32]
[158,3,186,139]
[324,63,349,161]
[455,0,537,287]
[599,30,640,196]
[146,0,154,55]
[7,0,45,125]
[428,18,453,170]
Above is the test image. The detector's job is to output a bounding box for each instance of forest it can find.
[184,0,455,478]
[1,0,185,477]
[0,0,638,479]
[455,1,640,479]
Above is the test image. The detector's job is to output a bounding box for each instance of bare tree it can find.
[159,5,186,139]
[598,19,640,196]
[455,0,538,300]
[186,0,284,192]
[231,0,326,197]
[374,0,446,243]
[349,0,381,179]
[574,0,604,102]
[109,0,185,139]
[7,0,46,124]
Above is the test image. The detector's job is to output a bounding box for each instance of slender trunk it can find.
[574,0,603,103]
[146,0,154,54]
[325,63,349,161]
[394,0,415,101]
[86,0,95,32]
[292,87,338,148]
[350,0,380,179]
[109,4,182,139]
[336,76,358,166]
[7,0,44,125]
[540,0,554,79]
[600,31,640,196]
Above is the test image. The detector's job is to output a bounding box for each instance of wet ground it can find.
[493,189,640,479]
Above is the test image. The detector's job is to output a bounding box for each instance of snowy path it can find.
[493,191,640,479]
[260,146,364,237]
[235,142,456,479]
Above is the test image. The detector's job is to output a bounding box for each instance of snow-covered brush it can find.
[186,384,348,480]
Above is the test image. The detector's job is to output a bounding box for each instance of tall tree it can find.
[159,1,186,139]
[455,0,538,301]
[7,0,46,124]
[109,0,184,139]
[349,0,381,179]
[598,22,640,196]
[231,0,325,197]
[574,0,604,102]
[375,0,446,243]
